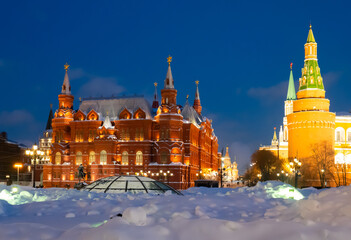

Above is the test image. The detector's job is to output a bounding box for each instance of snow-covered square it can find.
[1,182,351,240]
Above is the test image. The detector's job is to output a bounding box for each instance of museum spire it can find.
[61,63,71,95]
[164,56,174,89]
[193,80,202,115]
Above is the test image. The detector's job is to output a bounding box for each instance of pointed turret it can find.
[271,127,278,146]
[193,80,202,115]
[62,63,71,95]
[160,56,178,110]
[45,104,53,130]
[58,62,74,110]
[307,24,315,43]
[286,63,296,100]
[152,82,159,110]
[164,56,174,89]
[298,25,324,95]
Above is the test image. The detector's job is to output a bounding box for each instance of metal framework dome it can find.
[83,175,182,195]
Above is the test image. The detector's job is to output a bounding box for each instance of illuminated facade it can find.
[43,59,220,189]
[260,25,351,186]
[222,147,239,182]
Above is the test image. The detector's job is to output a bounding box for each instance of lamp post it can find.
[321,169,325,188]
[14,163,23,184]
[289,157,302,188]
[25,144,44,188]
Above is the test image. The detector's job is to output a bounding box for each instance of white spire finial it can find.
[61,62,71,94]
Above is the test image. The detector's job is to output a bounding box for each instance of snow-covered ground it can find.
[1,181,351,240]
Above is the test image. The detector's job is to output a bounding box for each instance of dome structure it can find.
[83,175,183,195]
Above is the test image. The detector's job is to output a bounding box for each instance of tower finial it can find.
[186,94,189,100]
[290,62,293,70]
[64,62,70,72]
[154,82,158,87]
[167,55,172,65]
[195,80,199,85]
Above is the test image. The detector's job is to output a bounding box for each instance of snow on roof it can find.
[181,100,203,127]
[79,96,153,120]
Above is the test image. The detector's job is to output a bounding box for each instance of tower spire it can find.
[164,56,174,89]
[307,24,315,43]
[152,82,159,110]
[298,25,324,95]
[45,104,53,130]
[62,62,71,95]
[193,80,202,115]
[286,63,296,100]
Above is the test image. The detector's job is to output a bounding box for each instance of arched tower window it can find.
[136,151,143,165]
[100,150,107,165]
[76,151,82,165]
[55,152,61,165]
[89,151,95,164]
[122,151,128,165]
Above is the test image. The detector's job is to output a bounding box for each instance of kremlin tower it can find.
[287,25,335,162]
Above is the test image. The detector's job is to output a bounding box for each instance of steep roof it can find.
[79,96,152,120]
[181,98,203,126]
[45,105,53,130]
[286,69,296,100]
[307,25,315,43]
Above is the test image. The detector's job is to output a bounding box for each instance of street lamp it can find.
[290,157,302,188]
[14,163,23,184]
[25,144,44,188]
[321,169,325,188]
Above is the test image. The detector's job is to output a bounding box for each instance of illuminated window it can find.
[136,151,143,165]
[347,128,351,143]
[335,127,345,142]
[140,128,144,140]
[121,129,125,140]
[122,151,128,165]
[100,150,107,165]
[55,152,61,165]
[135,128,139,140]
[161,152,168,164]
[76,151,82,165]
[89,151,95,164]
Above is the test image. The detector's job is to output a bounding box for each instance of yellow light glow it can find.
[14,163,23,168]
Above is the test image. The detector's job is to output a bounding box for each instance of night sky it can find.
[1,1,351,173]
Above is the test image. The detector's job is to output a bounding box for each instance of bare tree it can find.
[310,141,335,188]
[249,150,284,181]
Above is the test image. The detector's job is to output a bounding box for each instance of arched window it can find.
[335,127,345,142]
[136,151,143,165]
[122,151,128,165]
[100,150,107,165]
[89,151,95,164]
[55,152,61,165]
[347,128,351,143]
[161,152,168,164]
[76,151,82,165]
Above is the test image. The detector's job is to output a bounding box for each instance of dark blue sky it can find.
[1,0,351,172]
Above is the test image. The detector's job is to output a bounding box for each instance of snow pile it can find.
[0,182,351,239]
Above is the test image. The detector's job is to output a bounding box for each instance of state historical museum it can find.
[43,57,220,189]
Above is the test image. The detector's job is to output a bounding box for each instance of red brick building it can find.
[43,59,220,189]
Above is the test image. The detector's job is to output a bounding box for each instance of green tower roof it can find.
[286,69,296,100]
[307,25,315,43]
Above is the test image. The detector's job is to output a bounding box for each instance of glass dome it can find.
[83,175,182,195]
